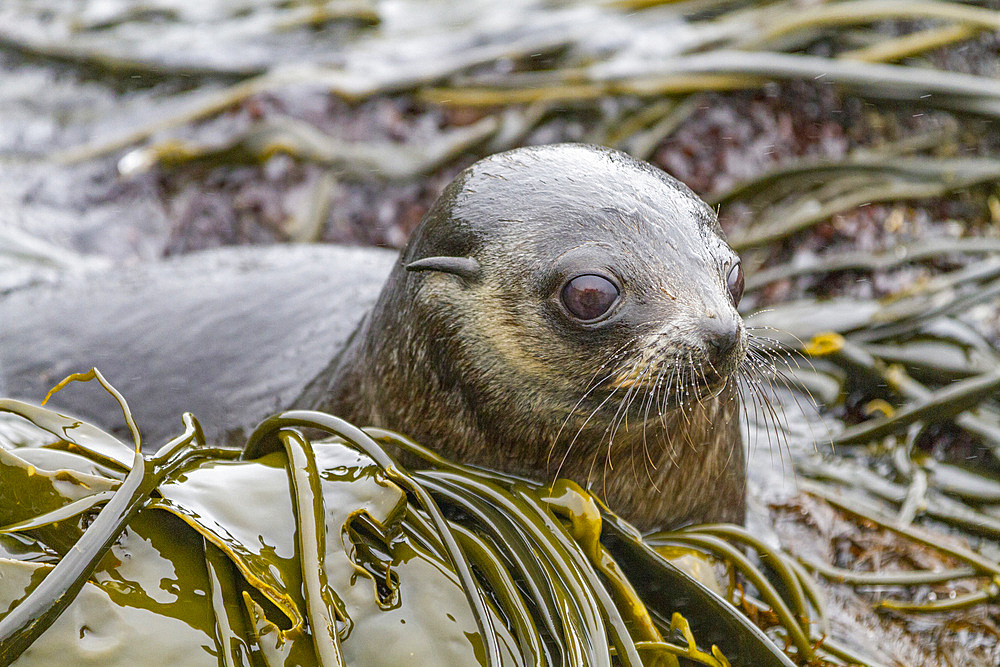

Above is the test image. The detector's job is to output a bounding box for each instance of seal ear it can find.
[406,256,481,283]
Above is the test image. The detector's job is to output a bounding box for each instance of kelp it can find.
[0,377,802,666]
[22,0,1000,175]
[115,115,501,181]
[7,358,995,664]
[713,153,1000,251]
[742,217,1000,663]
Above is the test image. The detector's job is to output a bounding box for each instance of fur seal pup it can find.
[0,144,747,529]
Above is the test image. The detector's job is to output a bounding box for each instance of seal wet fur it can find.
[1,144,747,530]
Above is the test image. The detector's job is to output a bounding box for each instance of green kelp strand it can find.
[401,493,562,655]
[515,485,645,666]
[0,450,147,663]
[882,365,1000,463]
[363,427,541,488]
[728,179,953,251]
[42,368,142,453]
[401,505,448,557]
[863,340,999,383]
[600,516,795,667]
[120,115,499,182]
[708,154,1000,208]
[366,419,626,653]
[633,640,722,667]
[0,490,115,534]
[799,555,978,586]
[540,480,662,644]
[745,238,1000,292]
[669,612,730,667]
[242,411,502,667]
[430,471,619,666]
[149,413,209,464]
[204,541,256,667]
[877,581,999,613]
[451,523,545,667]
[815,634,891,667]
[830,367,1000,447]
[781,556,829,637]
[743,0,1000,47]
[0,410,207,662]
[679,524,812,628]
[278,429,346,667]
[648,533,814,661]
[0,398,133,470]
[415,472,588,667]
[855,275,1000,343]
[800,480,1000,577]
[799,457,1000,539]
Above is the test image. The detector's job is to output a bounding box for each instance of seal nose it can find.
[702,314,741,365]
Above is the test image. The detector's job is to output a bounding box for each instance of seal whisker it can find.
[653,362,673,430]
[617,359,664,486]
[745,334,824,455]
[591,345,665,495]
[604,357,657,482]
[736,357,771,460]
[740,351,793,474]
[746,325,818,374]
[640,362,670,477]
[734,374,754,458]
[567,352,647,486]
[548,335,643,470]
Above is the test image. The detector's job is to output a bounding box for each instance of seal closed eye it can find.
[0,143,747,530]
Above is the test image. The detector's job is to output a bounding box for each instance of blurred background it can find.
[4,1,1000,664]
[4,0,1000,308]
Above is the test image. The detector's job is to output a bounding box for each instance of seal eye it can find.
[561,274,620,322]
[727,262,744,307]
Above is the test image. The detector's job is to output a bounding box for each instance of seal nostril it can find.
[704,317,741,363]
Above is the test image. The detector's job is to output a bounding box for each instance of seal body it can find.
[1,144,747,530]
[0,245,396,445]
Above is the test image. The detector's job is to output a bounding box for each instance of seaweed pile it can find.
[0,373,793,666]
[738,241,1000,665]
[6,0,1000,258]
[3,0,1000,664]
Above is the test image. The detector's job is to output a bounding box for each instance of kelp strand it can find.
[679,524,813,627]
[840,23,981,63]
[0,490,116,535]
[42,368,142,453]
[599,517,796,667]
[540,480,663,645]
[204,540,257,666]
[799,555,978,586]
[797,457,1000,539]
[0,450,146,662]
[416,472,602,667]
[736,0,1000,49]
[242,411,503,667]
[451,523,546,667]
[646,532,814,661]
[745,239,1000,292]
[829,367,1000,447]
[877,581,999,613]
[278,429,347,667]
[800,480,1000,578]
[0,406,206,663]
[366,427,795,665]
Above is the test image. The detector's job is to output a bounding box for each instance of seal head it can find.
[311,144,747,529]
